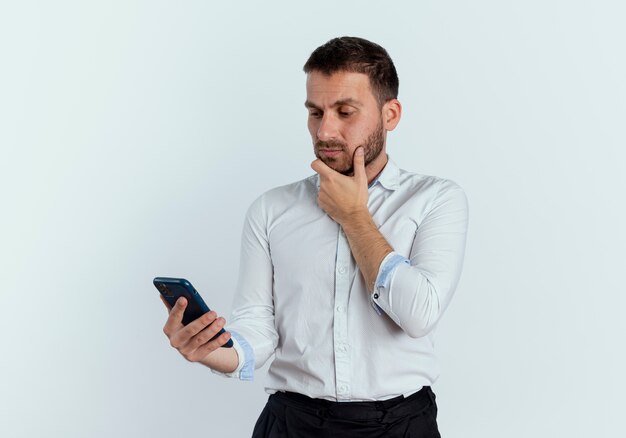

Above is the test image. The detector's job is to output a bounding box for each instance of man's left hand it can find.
[311,146,369,225]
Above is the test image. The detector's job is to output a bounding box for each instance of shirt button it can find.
[338,345,347,353]
[338,266,346,275]
[339,384,349,393]
[336,305,345,313]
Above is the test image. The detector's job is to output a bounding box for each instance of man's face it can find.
[305,71,387,175]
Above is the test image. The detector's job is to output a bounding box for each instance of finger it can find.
[170,310,218,348]
[163,297,187,335]
[311,159,333,176]
[181,316,226,353]
[187,331,233,362]
[353,147,367,183]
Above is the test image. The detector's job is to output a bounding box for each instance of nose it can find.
[316,114,339,142]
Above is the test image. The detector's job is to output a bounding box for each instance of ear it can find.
[382,99,402,131]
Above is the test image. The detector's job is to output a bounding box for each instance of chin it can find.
[327,161,351,174]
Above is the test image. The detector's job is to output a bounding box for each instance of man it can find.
[161,37,468,437]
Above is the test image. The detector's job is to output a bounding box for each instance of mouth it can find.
[319,149,343,158]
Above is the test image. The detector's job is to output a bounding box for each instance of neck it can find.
[365,152,389,185]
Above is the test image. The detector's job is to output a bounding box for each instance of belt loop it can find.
[426,386,436,404]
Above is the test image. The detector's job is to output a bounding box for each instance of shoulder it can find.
[393,165,468,216]
[396,166,466,197]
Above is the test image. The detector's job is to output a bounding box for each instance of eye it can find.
[308,110,322,119]
[338,107,354,117]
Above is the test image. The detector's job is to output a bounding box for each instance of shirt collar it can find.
[370,155,401,191]
[312,155,401,191]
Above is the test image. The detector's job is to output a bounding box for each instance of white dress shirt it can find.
[217,156,469,402]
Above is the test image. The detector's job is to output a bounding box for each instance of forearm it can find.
[341,208,393,290]
[199,345,239,373]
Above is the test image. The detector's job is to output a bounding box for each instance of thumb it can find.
[353,147,366,181]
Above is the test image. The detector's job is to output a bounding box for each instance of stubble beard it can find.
[314,119,385,176]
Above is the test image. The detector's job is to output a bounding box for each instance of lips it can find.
[319,149,342,157]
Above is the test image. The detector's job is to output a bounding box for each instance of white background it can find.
[1,1,625,437]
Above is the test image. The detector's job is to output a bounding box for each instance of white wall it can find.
[1,1,624,436]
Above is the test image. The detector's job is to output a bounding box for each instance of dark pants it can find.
[251,386,441,438]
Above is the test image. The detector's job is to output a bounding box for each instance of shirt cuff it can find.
[210,331,255,381]
[371,251,410,316]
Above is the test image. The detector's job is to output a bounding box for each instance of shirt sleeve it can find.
[371,179,469,338]
[217,195,279,380]
[210,331,254,380]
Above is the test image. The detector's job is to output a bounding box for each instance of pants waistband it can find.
[269,387,435,421]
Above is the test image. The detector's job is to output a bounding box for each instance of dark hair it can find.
[303,36,399,107]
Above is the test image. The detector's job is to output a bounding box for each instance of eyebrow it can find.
[304,98,363,110]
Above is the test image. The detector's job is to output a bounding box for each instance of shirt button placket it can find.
[333,227,351,400]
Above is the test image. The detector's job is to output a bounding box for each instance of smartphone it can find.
[153,277,233,348]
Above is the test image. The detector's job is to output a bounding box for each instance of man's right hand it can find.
[161,296,233,363]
